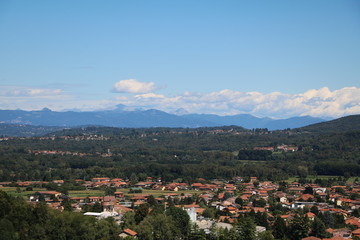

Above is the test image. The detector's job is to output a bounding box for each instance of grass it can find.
[68,189,105,198]
[1,186,202,199]
[286,175,358,183]
[0,187,47,197]
[117,188,200,198]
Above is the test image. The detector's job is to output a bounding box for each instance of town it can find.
[2,175,360,239]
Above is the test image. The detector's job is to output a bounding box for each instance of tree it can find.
[121,211,136,230]
[104,187,116,196]
[289,214,310,240]
[202,207,216,219]
[147,195,157,206]
[0,218,16,240]
[310,217,328,238]
[320,211,334,228]
[61,198,73,212]
[272,216,287,239]
[236,215,256,240]
[253,198,267,207]
[310,205,319,215]
[258,230,275,240]
[255,212,269,228]
[304,186,313,195]
[223,191,232,200]
[235,197,244,206]
[130,173,138,186]
[166,206,190,238]
[0,191,12,218]
[136,214,177,240]
[92,201,103,212]
[135,203,149,224]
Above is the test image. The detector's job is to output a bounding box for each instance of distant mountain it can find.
[0,108,211,128]
[0,108,326,135]
[297,115,360,134]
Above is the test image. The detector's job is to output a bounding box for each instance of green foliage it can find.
[310,217,329,238]
[289,214,310,240]
[272,216,287,239]
[257,231,275,240]
[104,187,116,196]
[202,207,216,219]
[135,203,150,224]
[121,211,136,230]
[136,214,178,240]
[253,198,267,207]
[165,206,190,237]
[236,215,256,240]
[0,190,119,239]
[1,126,360,182]
[238,149,273,160]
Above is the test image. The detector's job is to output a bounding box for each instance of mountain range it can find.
[0,107,326,131]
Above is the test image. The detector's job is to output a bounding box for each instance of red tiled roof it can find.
[123,228,137,236]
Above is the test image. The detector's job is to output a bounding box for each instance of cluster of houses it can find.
[2,176,360,239]
[253,144,298,152]
[28,148,113,157]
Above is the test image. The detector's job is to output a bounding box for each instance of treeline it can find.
[0,127,360,182]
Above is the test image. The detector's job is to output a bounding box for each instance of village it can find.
[2,175,360,240]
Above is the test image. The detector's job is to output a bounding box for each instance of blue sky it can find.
[0,0,359,118]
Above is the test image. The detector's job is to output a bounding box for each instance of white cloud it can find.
[0,86,64,98]
[111,87,360,118]
[0,85,72,111]
[1,84,359,119]
[113,79,158,93]
[135,93,164,99]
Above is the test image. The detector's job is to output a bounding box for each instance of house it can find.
[31,191,61,201]
[301,237,321,240]
[297,194,315,201]
[134,182,155,189]
[114,192,124,200]
[192,183,204,190]
[91,177,110,182]
[250,177,257,183]
[119,228,137,238]
[53,180,64,185]
[345,217,360,228]
[326,228,352,238]
[352,228,360,238]
[291,202,316,209]
[306,212,316,221]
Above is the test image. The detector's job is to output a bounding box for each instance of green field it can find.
[68,189,105,197]
[117,188,200,198]
[286,175,358,183]
[1,186,202,199]
[0,187,47,197]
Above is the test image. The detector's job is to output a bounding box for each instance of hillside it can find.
[0,123,64,137]
[297,115,360,134]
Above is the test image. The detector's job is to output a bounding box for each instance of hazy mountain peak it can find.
[172,108,189,116]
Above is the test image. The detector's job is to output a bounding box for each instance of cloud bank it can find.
[113,87,360,119]
[0,84,359,119]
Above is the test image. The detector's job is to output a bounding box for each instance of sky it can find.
[0,0,359,118]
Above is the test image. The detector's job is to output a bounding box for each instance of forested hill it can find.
[47,125,249,137]
[297,115,360,134]
[0,123,64,137]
